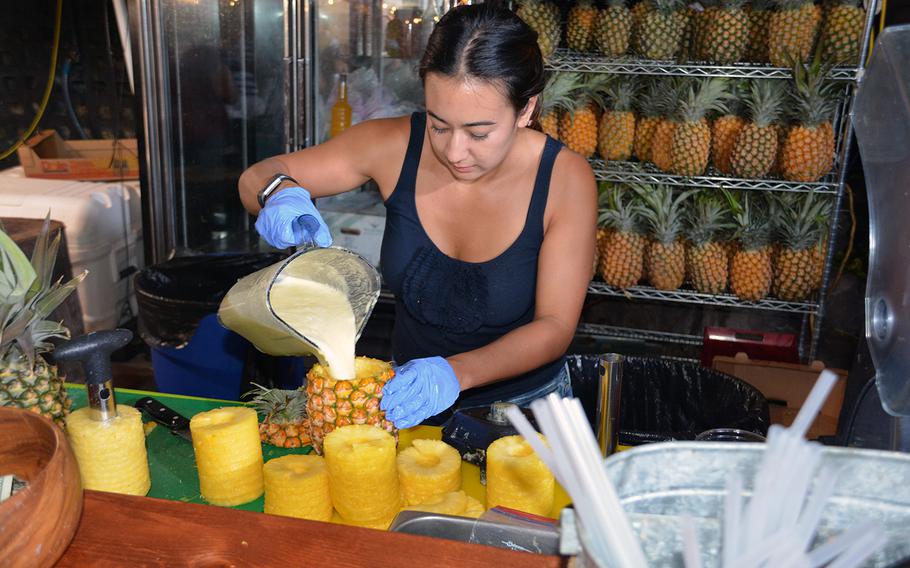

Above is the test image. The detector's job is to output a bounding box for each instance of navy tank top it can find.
[380,112,566,408]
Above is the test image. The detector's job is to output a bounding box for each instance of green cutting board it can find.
[65,384,311,512]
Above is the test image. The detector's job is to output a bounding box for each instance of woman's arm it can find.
[238,117,407,214]
[447,149,597,390]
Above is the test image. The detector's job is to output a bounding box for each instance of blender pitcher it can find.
[217,247,381,357]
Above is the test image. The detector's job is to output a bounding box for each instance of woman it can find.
[238,3,596,429]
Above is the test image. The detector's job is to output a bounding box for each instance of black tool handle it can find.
[133,396,192,433]
[53,329,133,385]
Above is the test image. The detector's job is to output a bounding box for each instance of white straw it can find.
[807,521,880,568]
[681,516,703,568]
[722,474,742,567]
[791,370,838,439]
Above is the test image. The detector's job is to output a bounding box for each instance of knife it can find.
[134,396,193,442]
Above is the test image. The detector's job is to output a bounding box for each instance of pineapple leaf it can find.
[27,214,62,299]
[0,308,35,353]
[30,271,88,323]
[26,319,70,353]
[0,229,37,301]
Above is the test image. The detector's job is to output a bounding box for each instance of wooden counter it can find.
[57,490,567,567]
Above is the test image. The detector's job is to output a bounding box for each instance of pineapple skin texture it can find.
[516,0,561,58]
[324,424,401,523]
[669,119,712,177]
[712,115,746,175]
[650,119,678,172]
[647,240,686,291]
[190,406,264,506]
[746,6,772,63]
[634,115,660,163]
[730,123,779,179]
[637,9,688,60]
[599,230,646,289]
[486,435,554,517]
[66,405,151,496]
[769,3,821,67]
[773,247,815,301]
[730,247,773,301]
[821,5,865,64]
[598,111,636,161]
[397,439,462,506]
[0,355,71,428]
[595,6,632,56]
[560,106,600,158]
[705,7,750,64]
[781,123,834,182]
[264,455,333,521]
[687,241,729,294]
[307,357,396,455]
[568,4,598,52]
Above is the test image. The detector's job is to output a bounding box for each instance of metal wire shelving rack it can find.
[549,3,879,361]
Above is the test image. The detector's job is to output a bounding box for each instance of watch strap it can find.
[257,173,300,208]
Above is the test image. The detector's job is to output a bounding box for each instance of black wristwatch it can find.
[257,173,300,208]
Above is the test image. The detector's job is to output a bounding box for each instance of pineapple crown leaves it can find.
[678,78,730,123]
[789,55,840,127]
[745,80,786,127]
[541,72,584,115]
[652,0,685,14]
[686,193,734,245]
[0,214,87,365]
[751,0,775,10]
[719,0,748,9]
[632,184,697,244]
[656,77,686,120]
[606,0,628,7]
[776,0,815,10]
[634,78,667,118]
[773,192,834,250]
[244,382,308,423]
[722,189,774,249]
[603,77,639,113]
[597,185,646,234]
[569,73,611,114]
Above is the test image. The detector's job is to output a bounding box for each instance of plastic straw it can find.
[722,474,742,567]
[790,370,838,439]
[826,527,888,568]
[681,516,703,568]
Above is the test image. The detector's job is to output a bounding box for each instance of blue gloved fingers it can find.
[385,395,429,426]
[255,213,296,249]
[381,366,418,399]
[255,186,333,249]
[312,221,333,248]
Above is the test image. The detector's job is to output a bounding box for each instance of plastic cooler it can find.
[0,166,142,331]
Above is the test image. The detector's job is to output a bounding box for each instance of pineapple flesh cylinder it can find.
[190,406,264,506]
[402,490,485,519]
[397,439,462,506]
[324,424,401,524]
[263,455,333,521]
[66,405,151,496]
[486,435,555,517]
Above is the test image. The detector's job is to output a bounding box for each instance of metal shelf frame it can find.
[588,158,840,194]
[545,49,860,81]
[565,2,879,360]
[587,282,820,315]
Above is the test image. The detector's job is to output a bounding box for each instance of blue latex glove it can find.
[380,356,461,429]
[254,186,333,249]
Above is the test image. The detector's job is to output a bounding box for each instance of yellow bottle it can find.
[330,73,352,138]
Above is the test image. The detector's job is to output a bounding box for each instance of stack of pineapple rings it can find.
[191,356,557,527]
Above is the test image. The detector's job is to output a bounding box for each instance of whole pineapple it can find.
[772,192,832,301]
[0,216,86,428]
[730,80,785,178]
[598,77,639,161]
[704,0,750,64]
[711,80,747,175]
[726,191,774,301]
[820,0,866,64]
[539,72,582,140]
[686,193,733,294]
[636,185,695,291]
[568,0,599,52]
[669,77,729,176]
[516,0,562,58]
[559,74,609,158]
[597,186,647,289]
[632,78,666,163]
[781,58,838,182]
[635,0,689,60]
[305,357,396,455]
[246,383,311,448]
[769,0,822,67]
[745,0,774,62]
[595,0,632,56]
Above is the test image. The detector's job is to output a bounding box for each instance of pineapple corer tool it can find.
[53,329,133,422]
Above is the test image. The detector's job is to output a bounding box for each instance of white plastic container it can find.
[0,166,143,331]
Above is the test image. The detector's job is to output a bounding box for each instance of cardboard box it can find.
[712,353,848,440]
[17,130,139,181]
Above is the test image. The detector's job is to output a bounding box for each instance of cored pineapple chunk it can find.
[323,424,401,524]
[263,455,333,521]
[190,406,264,506]
[396,439,461,505]
[486,435,554,517]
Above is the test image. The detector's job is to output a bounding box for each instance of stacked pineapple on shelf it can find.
[595,184,831,302]
[516,0,866,66]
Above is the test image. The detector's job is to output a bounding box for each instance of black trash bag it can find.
[567,354,770,445]
[135,252,286,348]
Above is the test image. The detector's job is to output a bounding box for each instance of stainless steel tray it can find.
[567,442,910,567]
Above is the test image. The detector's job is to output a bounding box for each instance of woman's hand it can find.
[380,357,461,429]
[254,187,333,249]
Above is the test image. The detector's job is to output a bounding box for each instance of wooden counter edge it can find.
[55,490,567,567]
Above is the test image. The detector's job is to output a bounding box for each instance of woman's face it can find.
[423,72,534,182]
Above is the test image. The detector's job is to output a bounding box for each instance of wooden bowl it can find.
[0,408,83,567]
